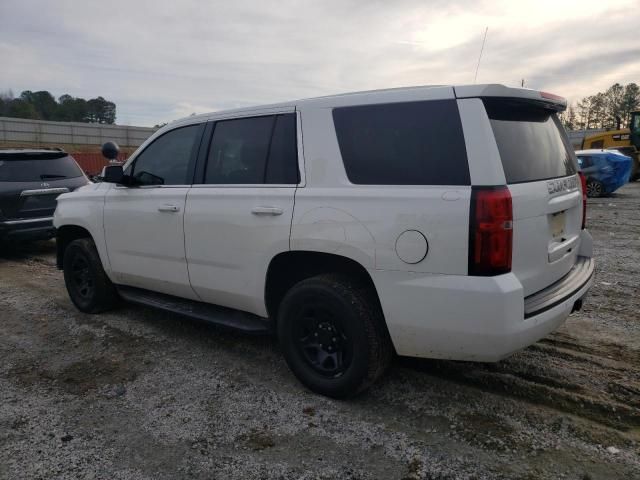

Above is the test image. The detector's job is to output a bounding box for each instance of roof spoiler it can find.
[454,84,567,112]
[0,150,68,160]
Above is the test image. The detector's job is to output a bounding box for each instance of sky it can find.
[1,0,639,127]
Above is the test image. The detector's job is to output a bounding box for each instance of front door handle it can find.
[158,204,180,213]
[251,206,284,216]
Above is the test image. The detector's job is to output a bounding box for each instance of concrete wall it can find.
[0,116,155,148]
[567,128,607,150]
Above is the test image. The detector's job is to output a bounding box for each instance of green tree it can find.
[603,83,624,129]
[561,104,577,130]
[58,94,88,122]
[620,83,640,127]
[1,89,116,124]
[86,96,116,124]
[576,97,592,130]
[7,98,38,119]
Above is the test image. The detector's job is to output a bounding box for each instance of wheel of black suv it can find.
[277,274,393,398]
[63,238,119,313]
[586,179,604,198]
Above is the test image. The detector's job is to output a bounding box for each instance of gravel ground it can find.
[1,183,639,480]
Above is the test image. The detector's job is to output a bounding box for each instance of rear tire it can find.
[586,179,604,197]
[277,274,393,398]
[63,238,119,313]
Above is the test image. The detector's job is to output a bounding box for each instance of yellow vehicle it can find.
[582,111,640,180]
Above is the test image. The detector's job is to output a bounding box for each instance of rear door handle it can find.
[158,204,180,213]
[251,206,284,216]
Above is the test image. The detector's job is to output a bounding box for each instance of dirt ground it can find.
[1,184,639,480]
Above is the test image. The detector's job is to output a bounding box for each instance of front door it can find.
[104,123,204,299]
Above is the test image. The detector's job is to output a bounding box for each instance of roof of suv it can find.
[576,149,629,156]
[164,83,567,130]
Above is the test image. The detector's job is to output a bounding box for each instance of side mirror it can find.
[103,165,125,184]
[101,141,120,161]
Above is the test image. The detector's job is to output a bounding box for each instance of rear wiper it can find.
[40,174,67,179]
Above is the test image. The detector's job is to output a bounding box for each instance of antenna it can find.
[473,27,489,83]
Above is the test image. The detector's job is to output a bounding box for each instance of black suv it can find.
[0,149,88,242]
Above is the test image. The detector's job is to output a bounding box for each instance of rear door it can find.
[482,97,582,295]
[184,111,299,317]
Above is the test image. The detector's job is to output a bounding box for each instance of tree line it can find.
[559,82,639,131]
[0,90,116,124]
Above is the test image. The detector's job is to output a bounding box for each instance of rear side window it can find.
[266,114,299,184]
[484,98,577,184]
[205,113,299,185]
[577,156,594,168]
[0,155,83,182]
[332,100,470,185]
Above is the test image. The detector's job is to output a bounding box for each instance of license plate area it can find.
[549,210,566,241]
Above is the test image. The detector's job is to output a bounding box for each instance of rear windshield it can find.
[0,156,84,182]
[484,98,577,184]
[333,99,470,185]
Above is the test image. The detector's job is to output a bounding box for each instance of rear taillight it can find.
[578,172,587,229]
[469,186,513,276]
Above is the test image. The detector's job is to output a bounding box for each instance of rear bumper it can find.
[371,255,595,362]
[0,216,56,241]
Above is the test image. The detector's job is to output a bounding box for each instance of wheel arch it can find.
[56,224,93,269]
[264,250,384,321]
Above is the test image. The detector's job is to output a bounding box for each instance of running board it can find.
[116,285,272,335]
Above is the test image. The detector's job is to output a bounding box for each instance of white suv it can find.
[54,84,595,398]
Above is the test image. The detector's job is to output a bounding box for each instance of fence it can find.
[0,116,155,148]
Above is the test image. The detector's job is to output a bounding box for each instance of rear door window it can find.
[204,113,299,185]
[332,100,470,185]
[483,98,577,184]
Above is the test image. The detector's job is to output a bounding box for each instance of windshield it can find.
[484,98,577,184]
[0,156,84,182]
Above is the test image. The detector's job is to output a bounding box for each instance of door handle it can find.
[251,206,284,216]
[158,204,180,213]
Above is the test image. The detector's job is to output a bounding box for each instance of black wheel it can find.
[277,274,393,398]
[63,238,119,313]
[586,179,604,198]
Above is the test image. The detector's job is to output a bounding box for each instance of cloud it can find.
[1,0,638,126]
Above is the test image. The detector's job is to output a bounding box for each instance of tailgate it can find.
[483,97,583,296]
[1,187,70,219]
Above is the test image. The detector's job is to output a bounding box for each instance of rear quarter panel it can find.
[292,95,471,276]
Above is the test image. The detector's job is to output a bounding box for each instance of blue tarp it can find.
[576,150,632,196]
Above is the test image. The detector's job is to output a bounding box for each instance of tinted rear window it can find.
[0,156,84,182]
[484,98,577,183]
[332,100,470,185]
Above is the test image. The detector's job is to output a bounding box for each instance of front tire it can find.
[63,238,118,313]
[277,274,393,398]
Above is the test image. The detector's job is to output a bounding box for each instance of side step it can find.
[116,285,272,335]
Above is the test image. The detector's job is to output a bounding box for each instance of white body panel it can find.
[184,185,295,317]
[54,182,112,271]
[103,185,198,299]
[54,83,593,363]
